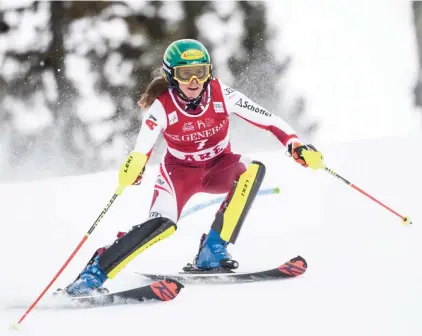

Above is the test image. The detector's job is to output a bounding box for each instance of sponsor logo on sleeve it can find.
[235,98,272,117]
[224,87,235,95]
[145,114,158,130]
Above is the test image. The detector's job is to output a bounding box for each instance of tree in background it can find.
[412,1,422,108]
[0,1,317,182]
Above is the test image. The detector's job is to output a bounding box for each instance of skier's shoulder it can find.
[210,77,238,98]
[210,77,229,92]
[210,77,237,102]
[153,88,177,115]
[142,95,169,128]
[155,88,172,105]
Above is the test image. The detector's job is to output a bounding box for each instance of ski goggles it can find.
[173,64,211,84]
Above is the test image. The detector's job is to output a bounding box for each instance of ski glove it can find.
[288,142,325,170]
[118,152,148,188]
[133,166,145,185]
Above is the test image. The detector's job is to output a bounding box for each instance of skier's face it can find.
[178,79,204,99]
[173,64,210,99]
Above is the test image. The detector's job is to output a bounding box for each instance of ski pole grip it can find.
[117,152,148,195]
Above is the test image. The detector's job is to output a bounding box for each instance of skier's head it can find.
[162,39,212,107]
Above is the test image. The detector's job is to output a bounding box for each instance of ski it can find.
[53,279,184,308]
[136,255,307,284]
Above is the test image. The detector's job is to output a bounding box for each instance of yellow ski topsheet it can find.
[220,163,260,242]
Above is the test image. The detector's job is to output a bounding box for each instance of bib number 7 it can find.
[194,139,208,150]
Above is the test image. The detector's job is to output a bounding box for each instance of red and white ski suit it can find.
[134,78,299,222]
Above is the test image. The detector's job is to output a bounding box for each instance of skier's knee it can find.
[211,160,266,244]
[98,217,177,279]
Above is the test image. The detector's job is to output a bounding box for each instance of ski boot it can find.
[183,229,239,273]
[55,231,128,297]
[61,255,108,297]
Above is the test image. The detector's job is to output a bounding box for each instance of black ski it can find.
[54,279,184,308]
[136,255,307,284]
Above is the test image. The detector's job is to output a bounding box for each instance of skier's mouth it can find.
[188,87,199,91]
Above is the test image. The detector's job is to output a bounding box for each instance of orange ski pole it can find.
[11,152,147,329]
[11,192,119,329]
[324,167,412,225]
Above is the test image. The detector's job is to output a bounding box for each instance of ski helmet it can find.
[162,39,213,106]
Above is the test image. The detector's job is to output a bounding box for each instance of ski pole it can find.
[11,152,147,329]
[180,186,280,219]
[11,192,119,329]
[324,166,412,225]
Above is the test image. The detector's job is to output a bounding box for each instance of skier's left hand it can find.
[132,166,145,185]
[288,142,325,170]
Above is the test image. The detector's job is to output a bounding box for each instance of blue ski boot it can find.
[64,255,108,297]
[193,229,239,270]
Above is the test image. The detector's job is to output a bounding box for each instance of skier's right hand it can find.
[118,151,148,188]
[287,142,325,170]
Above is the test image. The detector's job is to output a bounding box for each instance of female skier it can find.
[63,38,324,296]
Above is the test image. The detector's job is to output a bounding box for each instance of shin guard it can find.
[98,217,176,279]
[211,160,266,244]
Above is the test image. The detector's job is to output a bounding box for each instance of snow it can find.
[0,136,421,335]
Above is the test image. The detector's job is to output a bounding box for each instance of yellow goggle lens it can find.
[174,65,211,84]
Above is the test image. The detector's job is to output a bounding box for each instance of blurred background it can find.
[0,0,421,183]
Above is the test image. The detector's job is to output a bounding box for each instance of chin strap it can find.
[169,79,211,112]
[184,95,204,111]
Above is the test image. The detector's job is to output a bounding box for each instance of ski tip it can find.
[150,278,184,301]
[277,255,307,277]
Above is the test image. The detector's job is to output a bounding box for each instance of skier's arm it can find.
[133,100,167,156]
[221,81,325,170]
[119,100,168,186]
[221,82,299,147]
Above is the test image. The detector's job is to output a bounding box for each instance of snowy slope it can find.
[1,136,421,336]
